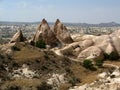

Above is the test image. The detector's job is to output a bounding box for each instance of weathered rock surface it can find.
[33,19,60,47]
[10,30,26,43]
[53,19,73,44]
[79,39,93,50]
[77,46,104,61]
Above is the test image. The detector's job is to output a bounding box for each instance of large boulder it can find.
[79,39,94,50]
[93,35,111,45]
[77,46,104,61]
[110,29,120,38]
[53,19,73,44]
[111,36,120,56]
[10,30,26,43]
[33,19,60,47]
[105,43,116,55]
[60,42,80,56]
[82,35,96,40]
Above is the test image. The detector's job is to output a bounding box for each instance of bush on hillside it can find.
[104,52,119,60]
[37,82,52,90]
[68,76,81,86]
[35,40,46,48]
[11,46,20,51]
[95,59,104,67]
[83,59,93,69]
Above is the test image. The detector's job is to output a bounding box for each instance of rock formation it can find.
[77,46,104,61]
[79,39,93,50]
[10,30,26,43]
[33,19,60,47]
[53,19,73,44]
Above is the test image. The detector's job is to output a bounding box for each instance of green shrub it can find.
[83,59,93,69]
[37,82,52,90]
[35,40,46,48]
[11,46,20,51]
[104,52,119,60]
[95,59,104,67]
[8,85,21,90]
[68,76,81,86]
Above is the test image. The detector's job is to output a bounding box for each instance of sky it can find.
[0,0,120,23]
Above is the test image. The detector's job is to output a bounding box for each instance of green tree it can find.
[83,59,93,69]
[95,59,104,67]
[104,52,119,60]
[35,40,46,48]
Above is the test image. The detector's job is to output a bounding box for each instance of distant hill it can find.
[64,22,120,27]
[0,21,120,27]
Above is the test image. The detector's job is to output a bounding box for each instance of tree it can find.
[104,52,119,60]
[95,59,104,67]
[35,40,46,48]
[83,59,93,69]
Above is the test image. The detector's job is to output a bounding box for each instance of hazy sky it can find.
[0,0,120,23]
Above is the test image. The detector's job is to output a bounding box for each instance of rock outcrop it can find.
[79,39,93,50]
[10,30,26,43]
[33,19,60,47]
[77,46,104,61]
[53,19,73,44]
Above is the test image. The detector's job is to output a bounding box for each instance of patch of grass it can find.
[59,83,71,90]
[1,78,42,89]
[13,46,45,62]
[68,76,81,86]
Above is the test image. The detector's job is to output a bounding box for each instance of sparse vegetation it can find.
[68,76,81,86]
[37,82,52,90]
[35,40,46,48]
[8,85,21,90]
[11,46,20,51]
[83,59,93,69]
[95,59,104,67]
[104,52,119,60]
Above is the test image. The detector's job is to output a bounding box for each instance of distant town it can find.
[0,21,120,42]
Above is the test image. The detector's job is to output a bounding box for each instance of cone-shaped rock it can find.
[33,19,60,47]
[53,19,73,44]
[10,30,26,43]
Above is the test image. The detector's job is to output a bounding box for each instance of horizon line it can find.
[0,20,120,24]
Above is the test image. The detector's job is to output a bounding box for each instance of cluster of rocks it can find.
[11,64,38,79]
[9,18,120,62]
[58,30,120,62]
[10,19,73,48]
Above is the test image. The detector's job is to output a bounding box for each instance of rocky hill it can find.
[0,19,120,90]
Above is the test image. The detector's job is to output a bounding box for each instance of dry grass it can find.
[12,42,45,62]
[104,60,120,66]
[1,78,41,89]
[69,62,107,86]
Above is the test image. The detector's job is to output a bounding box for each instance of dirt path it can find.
[53,49,120,69]
[53,49,81,62]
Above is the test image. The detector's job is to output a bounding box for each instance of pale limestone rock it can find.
[105,43,115,55]
[77,46,103,61]
[53,19,73,44]
[79,39,94,50]
[111,36,120,56]
[33,19,60,47]
[10,30,26,43]
[82,35,96,40]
